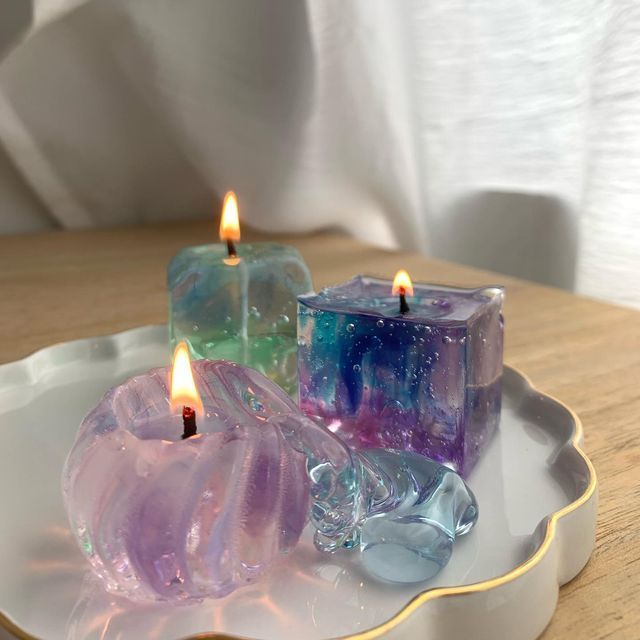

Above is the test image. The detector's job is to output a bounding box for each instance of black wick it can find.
[399,287,410,314]
[181,406,197,439]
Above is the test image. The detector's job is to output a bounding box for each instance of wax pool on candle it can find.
[297,276,504,477]
[168,244,312,396]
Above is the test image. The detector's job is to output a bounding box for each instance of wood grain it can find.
[0,219,638,639]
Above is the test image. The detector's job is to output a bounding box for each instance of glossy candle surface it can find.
[297,276,504,476]
[168,243,312,396]
[62,360,310,602]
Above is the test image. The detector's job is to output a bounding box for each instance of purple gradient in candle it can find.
[297,276,504,477]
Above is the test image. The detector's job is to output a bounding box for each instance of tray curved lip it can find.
[0,325,598,640]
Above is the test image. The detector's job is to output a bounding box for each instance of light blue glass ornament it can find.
[273,411,478,583]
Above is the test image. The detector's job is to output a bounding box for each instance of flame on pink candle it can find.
[170,341,204,415]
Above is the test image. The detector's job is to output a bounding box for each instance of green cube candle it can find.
[167,193,312,395]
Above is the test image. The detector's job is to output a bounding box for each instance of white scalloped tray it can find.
[0,326,597,640]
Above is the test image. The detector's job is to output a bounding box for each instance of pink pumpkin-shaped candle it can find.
[62,351,309,602]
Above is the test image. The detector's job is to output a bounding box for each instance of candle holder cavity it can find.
[297,276,504,477]
[168,243,312,396]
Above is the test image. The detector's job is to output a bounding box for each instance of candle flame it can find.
[392,269,414,296]
[219,191,241,242]
[170,341,203,415]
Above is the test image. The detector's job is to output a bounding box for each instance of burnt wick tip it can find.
[182,405,197,440]
[399,292,410,315]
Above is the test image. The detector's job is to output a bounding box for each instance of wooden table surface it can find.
[0,220,638,639]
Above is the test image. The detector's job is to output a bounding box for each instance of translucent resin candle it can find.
[168,242,312,396]
[297,276,504,477]
[62,360,310,602]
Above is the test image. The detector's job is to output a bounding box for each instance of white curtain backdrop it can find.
[0,0,639,308]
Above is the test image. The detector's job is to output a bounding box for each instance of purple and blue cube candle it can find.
[297,274,504,477]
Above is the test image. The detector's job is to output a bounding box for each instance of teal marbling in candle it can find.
[168,242,312,395]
